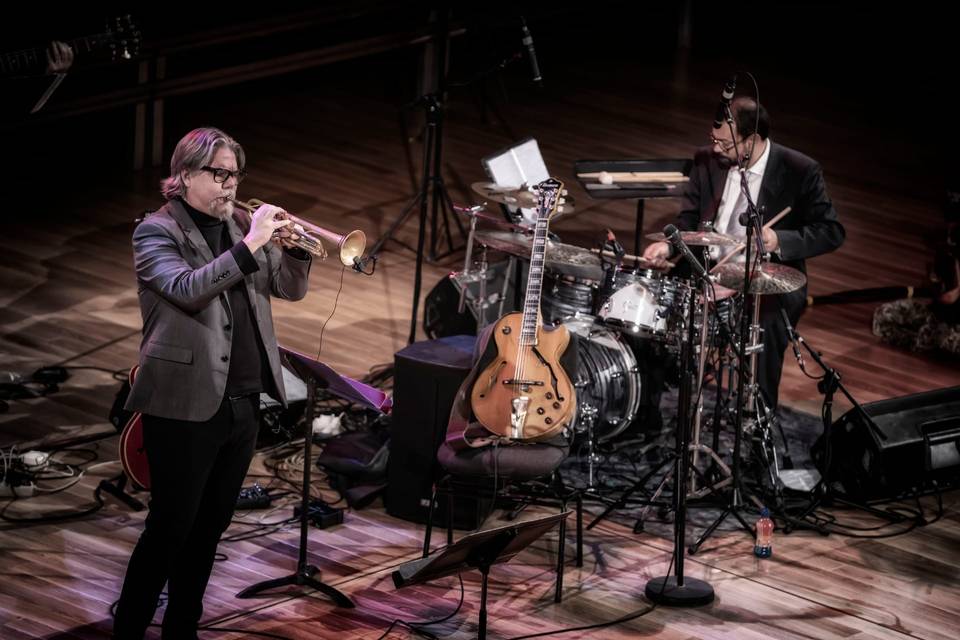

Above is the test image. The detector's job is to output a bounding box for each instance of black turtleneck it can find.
[180,198,274,399]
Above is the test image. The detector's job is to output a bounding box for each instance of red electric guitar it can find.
[118,365,151,490]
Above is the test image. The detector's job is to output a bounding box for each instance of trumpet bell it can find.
[338,229,366,267]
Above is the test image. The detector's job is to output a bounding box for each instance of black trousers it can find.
[756,288,807,412]
[113,394,260,640]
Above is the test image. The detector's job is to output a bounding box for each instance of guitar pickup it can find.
[502,379,544,386]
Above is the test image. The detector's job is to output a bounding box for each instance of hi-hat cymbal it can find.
[645,230,741,247]
[475,230,603,281]
[711,262,807,295]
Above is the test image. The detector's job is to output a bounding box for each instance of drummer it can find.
[643,96,844,413]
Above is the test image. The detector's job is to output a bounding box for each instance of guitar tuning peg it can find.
[561,189,568,196]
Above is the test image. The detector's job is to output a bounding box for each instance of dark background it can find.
[1,2,952,201]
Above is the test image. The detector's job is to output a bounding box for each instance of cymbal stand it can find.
[689,279,733,499]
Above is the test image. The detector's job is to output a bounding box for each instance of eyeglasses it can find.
[200,165,247,184]
[709,136,739,152]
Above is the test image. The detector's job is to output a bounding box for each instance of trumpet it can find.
[230,198,366,267]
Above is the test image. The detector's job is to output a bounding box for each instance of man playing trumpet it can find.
[114,127,312,639]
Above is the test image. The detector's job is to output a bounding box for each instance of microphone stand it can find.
[645,250,714,606]
[362,11,534,344]
[783,322,906,525]
[688,116,762,555]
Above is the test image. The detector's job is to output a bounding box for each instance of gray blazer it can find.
[125,198,311,421]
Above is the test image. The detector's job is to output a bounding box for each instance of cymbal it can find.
[645,230,741,247]
[470,182,575,215]
[475,230,603,281]
[471,182,538,208]
[711,262,807,295]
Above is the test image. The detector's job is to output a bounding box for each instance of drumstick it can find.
[592,248,654,265]
[708,206,792,273]
[579,171,686,179]
[763,206,792,229]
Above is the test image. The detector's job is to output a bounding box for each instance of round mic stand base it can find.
[645,575,715,607]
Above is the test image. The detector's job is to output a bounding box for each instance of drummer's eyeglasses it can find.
[709,136,739,152]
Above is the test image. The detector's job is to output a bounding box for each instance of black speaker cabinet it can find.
[820,386,960,498]
[386,335,490,528]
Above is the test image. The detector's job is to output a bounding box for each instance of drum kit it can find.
[451,182,808,493]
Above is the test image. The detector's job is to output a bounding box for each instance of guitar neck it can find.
[0,32,110,77]
[520,217,551,346]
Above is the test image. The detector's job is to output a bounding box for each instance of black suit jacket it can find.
[676,142,845,277]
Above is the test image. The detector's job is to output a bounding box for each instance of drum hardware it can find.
[574,404,603,489]
[452,202,531,233]
[689,279,733,498]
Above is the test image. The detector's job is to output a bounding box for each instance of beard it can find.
[209,196,235,220]
[714,152,735,169]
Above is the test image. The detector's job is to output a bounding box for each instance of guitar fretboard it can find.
[519,180,561,345]
[0,34,111,76]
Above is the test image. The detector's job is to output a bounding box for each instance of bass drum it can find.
[565,317,641,442]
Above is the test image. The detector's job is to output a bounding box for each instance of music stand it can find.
[236,348,391,607]
[393,511,570,640]
[573,158,692,255]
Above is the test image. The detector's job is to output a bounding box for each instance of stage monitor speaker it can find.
[819,386,960,498]
[386,335,491,529]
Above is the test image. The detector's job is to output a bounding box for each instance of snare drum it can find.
[598,269,689,340]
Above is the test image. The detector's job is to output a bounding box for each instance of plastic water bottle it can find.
[754,507,774,558]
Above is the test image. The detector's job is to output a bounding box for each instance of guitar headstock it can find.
[104,14,141,61]
[533,178,567,222]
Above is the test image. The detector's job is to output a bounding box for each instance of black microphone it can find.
[521,17,543,87]
[779,308,804,364]
[605,229,625,258]
[353,255,375,275]
[712,74,737,129]
[663,224,708,279]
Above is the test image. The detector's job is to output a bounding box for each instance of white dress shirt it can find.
[710,138,771,260]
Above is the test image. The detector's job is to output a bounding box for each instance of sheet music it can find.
[483,138,550,224]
